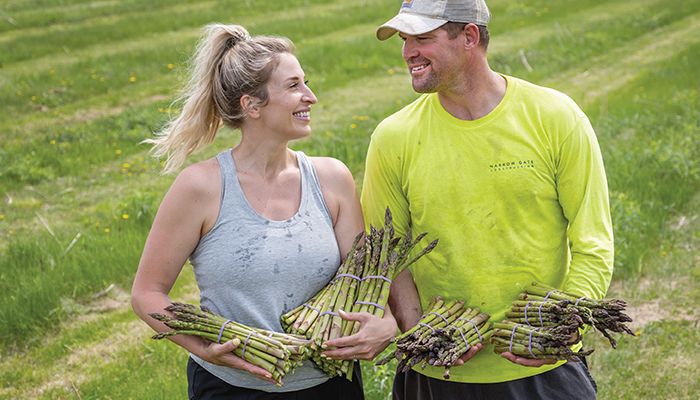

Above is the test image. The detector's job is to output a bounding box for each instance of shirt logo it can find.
[489,160,535,172]
[402,0,414,9]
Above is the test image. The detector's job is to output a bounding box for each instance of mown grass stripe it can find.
[548,12,700,107]
[0,0,194,35]
[0,0,355,69]
[0,271,197,399]
[0,1,389,130]
[0,0,612,122]
[0,0,612,133]
[1,22,383,137]
[489,0,660,55]
[0,0,654,148]
[0,0,345,64]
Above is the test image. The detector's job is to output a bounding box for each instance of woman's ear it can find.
[240,94,261,119]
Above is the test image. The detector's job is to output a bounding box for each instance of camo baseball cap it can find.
[376,0,490,40]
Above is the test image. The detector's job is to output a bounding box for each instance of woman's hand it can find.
[321,310,398,361]
[197,339,277,384]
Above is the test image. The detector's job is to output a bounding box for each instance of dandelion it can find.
[350,123,357,129]
[0,214,5,221]
[635,329,642,336]
[115,149,122,155]
[50,139,56,145]
[104,228,111,233]
[122,163,130,169]
[122,213,130,220]
[167,63,175,70]
[31,95,37,102]
[387,68,395,75]
[129,75,137,83]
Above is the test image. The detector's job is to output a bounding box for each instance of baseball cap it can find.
[376,0,490,40]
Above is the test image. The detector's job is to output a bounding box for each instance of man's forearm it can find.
[388,269,422,332]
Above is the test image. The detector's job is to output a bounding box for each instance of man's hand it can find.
[321,310,398,360]
[452,343,483,366]
[499,328,578,367]
[499,351,557,367]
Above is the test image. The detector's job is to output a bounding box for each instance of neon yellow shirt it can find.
[361,75,614,383]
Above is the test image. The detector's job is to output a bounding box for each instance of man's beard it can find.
[412,72,440,93]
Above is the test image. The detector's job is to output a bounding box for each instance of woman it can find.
[131,24,397,399]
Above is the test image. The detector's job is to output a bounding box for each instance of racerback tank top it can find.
[188,149,340,392]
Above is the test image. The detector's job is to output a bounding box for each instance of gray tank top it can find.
[188,149,340,392]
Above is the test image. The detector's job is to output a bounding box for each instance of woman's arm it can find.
[131,160,275,382]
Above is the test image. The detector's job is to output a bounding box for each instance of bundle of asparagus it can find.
[491,320,593,361]
[376,297,493,379]
[518,282,634,348]
[280,208,438,379]
[150,303,311,386]
[491,282,634,360]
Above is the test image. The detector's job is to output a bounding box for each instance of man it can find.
[361,0,613,399]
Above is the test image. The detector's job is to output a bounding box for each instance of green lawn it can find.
[1,0,698,399]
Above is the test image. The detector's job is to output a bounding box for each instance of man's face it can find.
[399,27,466,93]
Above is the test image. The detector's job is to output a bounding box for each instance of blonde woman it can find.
[131,24,397,399]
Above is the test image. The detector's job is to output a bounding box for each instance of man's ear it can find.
[462,23,480,50]
[241,94,261,119]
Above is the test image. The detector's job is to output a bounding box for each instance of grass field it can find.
[1,0,699,399]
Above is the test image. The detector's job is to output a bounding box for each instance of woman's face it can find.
[257,53,317,140]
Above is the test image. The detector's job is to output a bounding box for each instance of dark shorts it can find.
[187,357,364,400]
[393,360,597,400]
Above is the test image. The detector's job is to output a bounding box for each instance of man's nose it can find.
[402,39,418,60]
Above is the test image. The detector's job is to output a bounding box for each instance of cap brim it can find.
[376,13,448,41]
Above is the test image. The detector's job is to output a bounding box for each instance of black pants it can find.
[393,361,597,400]
[187,358,364,400]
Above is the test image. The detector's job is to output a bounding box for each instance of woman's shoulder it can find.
[169,157,221,200]
[308,156,357,212]
[308,156,354,185]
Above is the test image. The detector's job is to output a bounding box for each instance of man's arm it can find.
[389,269,422,332]
[557,115,614,299]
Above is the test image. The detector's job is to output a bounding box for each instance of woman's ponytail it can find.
[146,24,293,173]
